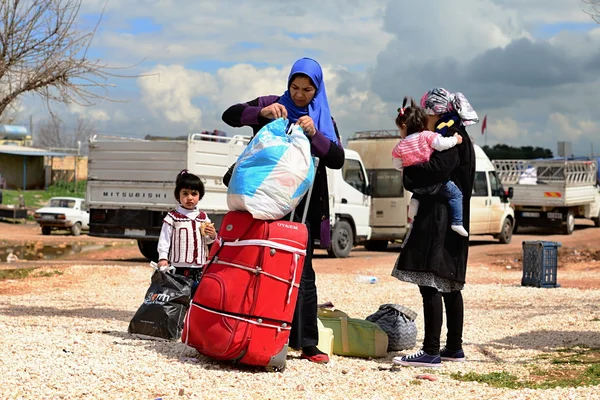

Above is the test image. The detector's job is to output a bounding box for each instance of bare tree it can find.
[0,102,21,124]
[35,115,94,154]
[583,0,600,22]
[0,0,139,118]
[35,115,63,149]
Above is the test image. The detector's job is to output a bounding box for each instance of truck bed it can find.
[510,184,599,207]
[493,159,599,207]
[87,133,250,214]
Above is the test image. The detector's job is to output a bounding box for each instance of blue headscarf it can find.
[278,58,338,144]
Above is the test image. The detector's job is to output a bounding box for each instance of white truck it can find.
[85,133,371,260]
[347,131,411,251]
[493,158,600,234]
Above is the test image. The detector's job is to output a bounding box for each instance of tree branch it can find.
[0,0,148,117]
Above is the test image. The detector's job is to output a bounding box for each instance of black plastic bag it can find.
[128,269,193,340]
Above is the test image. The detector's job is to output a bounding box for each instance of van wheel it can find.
[364,240,388,252]
[137,240,159,262]
[562,210,575,235]
[498,218,513,244]
[327,220,353,258]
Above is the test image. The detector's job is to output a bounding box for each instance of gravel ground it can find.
[1,263,600,400]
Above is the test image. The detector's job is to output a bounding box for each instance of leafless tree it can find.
[35,115,94,154]
[0,102,21,124]
[0,0,141,119]
[583,0,600,22]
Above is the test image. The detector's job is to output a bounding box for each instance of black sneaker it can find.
[392,350,441,367]
[440,347,466,362]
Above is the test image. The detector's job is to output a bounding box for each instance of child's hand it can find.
[158,259,169,268]
[454,132,463,144]
[204,223,217,239]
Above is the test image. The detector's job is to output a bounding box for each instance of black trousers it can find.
[288,228,319,349]
[419,286,464,355]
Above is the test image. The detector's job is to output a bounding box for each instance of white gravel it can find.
[1,263,600,400]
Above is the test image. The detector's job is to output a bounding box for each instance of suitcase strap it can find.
[219,239,305,304]
[190,303,292,332]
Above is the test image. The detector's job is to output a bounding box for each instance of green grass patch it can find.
[451,347,600,389]
[36,270,63,278]
[0,267,37,280]
[2,180,87,209]
[451,371,522,389]
[0,267,63,280]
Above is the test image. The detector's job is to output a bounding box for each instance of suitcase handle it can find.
[290,157,319,224]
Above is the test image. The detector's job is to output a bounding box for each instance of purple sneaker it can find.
[440,347,466,362]
[392,350,441,367]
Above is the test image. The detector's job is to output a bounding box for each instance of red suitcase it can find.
[181,210,309,371]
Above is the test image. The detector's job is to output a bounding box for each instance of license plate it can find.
[42,215,55,220]
[125,228,146,236]
[522,212,540,218]
[547,212,562,219]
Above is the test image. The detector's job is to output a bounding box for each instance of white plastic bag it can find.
[227,118,315,220]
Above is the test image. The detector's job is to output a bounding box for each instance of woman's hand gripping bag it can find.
[227,118,315,220]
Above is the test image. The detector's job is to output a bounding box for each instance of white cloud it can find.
[137,64,217,128]
[549,113,596,140]
[486,117,528,142]
[8,0,600,157]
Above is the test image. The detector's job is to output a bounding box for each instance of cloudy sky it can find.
[13,0,600,157]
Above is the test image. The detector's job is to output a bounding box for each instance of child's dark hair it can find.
[396,96,429,136]
[174,169,205,201]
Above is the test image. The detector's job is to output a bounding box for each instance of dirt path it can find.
[2,220,600,289]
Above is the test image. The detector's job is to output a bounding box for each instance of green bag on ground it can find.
[317,308,388,358]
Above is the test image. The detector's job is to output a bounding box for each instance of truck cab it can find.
[325,149,371,258]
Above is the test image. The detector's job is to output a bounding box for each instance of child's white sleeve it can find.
[431,135,458,152]
[157,222,172,261]
[205,216,216,245]
[392,157,403,171]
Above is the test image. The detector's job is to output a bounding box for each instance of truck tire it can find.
[327,220,353,258]
[498,218,513,244]
[41,226,52,235]
[364,240,388,252]
[71,222,82,236]
[594,209,600,227]
[137,240,159,262]
[562,210,575,235]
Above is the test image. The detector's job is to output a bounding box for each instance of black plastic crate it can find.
[521,241,561,288]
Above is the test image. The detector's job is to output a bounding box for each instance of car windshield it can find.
[48,199,76,208]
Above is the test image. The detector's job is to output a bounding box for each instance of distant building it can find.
[0,144,69,189]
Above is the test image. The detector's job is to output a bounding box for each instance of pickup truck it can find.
[493,159,600,234]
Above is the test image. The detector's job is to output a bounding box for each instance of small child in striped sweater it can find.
[391,97,468,237]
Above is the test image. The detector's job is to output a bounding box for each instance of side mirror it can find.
[507,187,514,199]
[365,184,373,196]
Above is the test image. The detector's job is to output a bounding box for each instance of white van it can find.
[346,131,514,246]
[470,144,515,243]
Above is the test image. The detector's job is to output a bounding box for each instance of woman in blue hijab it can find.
[222,57,345,364]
